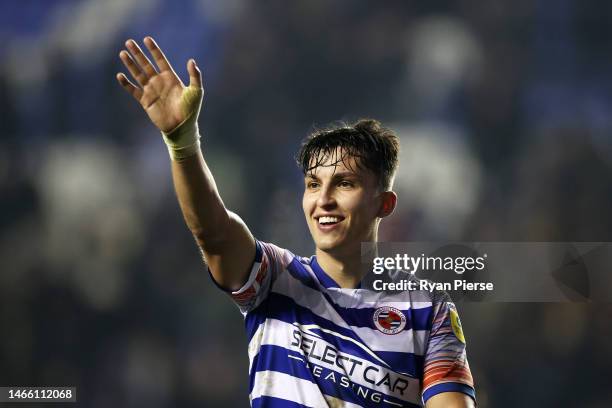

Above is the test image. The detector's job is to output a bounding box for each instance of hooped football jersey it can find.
[210,241,475,407]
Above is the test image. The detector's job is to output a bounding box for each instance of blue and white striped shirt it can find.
[212,241,475,407]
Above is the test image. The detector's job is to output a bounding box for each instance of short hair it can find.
[296,119,400,191]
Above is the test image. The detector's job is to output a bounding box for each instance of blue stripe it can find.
[290,257,433,332]
[286,258,320,291]
[310,256,341,288]
[375,351,424,379]
[252,396,310,408]
[250,344,420,408]
[422,382,476,403]
[245,308,267,341]
[248,292,424,376]
[254,240,263,262]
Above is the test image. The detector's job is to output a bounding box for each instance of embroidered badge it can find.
[449,306,466,344]
[373,306,407,335]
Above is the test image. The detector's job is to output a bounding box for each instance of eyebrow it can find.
[305,171,361,181]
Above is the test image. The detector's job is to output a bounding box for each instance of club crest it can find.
[373,306,406,335]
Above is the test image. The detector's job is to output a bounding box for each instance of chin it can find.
[315,237,356,255]
[314,238,342,252]
[315,241,338,252]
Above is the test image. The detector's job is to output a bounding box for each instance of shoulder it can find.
[256,241,316,281]
[257,241,299,265]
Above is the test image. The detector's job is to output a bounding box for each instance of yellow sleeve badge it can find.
[449,306,466,344]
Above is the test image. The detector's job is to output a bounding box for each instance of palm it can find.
[140,71,184,132]
[117,37,203,134]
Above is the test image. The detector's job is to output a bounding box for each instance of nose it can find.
[316,185,337,209]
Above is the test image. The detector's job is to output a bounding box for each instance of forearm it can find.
[161,95,256,288]
[170,145,256,291]
[171,148,230,249]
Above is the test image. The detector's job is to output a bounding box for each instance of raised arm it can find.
[116,36,255,291]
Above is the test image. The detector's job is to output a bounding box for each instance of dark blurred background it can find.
[1,0,612,407]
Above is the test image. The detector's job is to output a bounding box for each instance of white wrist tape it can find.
[161,85,203,161]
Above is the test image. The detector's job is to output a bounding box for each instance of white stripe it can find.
[250,370,329,407]
[248,323,265,362]
[273,272,430,354]
[383,398,404,406]
[326,287,433,310]
[250,318,389,370]
[353,325,428,355]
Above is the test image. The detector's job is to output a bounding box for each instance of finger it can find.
[119,50,148,87]
[187,59,202,89]
[125,39,157,78]
[143,36,173,73]
[116,72,143,100]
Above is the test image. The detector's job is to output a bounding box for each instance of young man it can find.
[117,37,476,408]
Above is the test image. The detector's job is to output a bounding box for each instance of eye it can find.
[338,180,354,188]
[306,181,320,189]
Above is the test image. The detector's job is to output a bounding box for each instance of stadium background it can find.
[1,0,612,406]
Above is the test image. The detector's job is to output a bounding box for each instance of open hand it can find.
[116,36,203,134]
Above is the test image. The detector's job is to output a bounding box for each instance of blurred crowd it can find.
[1,0,612,407]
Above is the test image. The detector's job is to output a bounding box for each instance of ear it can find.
[377,191,397,218]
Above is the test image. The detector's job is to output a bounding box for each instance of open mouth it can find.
[316,215,345,227]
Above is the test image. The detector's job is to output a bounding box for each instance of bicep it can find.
[202,210,256,291]
[425,392,475,408]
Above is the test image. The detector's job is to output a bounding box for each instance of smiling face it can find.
[302,150,386,257]
[297,119,400,261]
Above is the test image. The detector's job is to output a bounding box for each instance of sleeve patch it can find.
[449,307,465,344]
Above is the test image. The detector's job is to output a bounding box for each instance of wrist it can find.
[161,85,203,161]
[161,114,201,161]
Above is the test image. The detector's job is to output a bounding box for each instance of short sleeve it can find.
[422,295,476,404]
[208,240,291,315]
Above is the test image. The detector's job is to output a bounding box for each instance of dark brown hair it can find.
[296,119,400,190]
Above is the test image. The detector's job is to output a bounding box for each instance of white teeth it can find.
[319,216,339,224]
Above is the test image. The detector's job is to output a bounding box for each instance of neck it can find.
[315,231,378,289]
[315,249,365,288]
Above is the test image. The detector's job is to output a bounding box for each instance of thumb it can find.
[187,59,202,89]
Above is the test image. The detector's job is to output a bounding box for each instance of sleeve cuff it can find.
[422,382,476,404]
[207,240,263,293]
